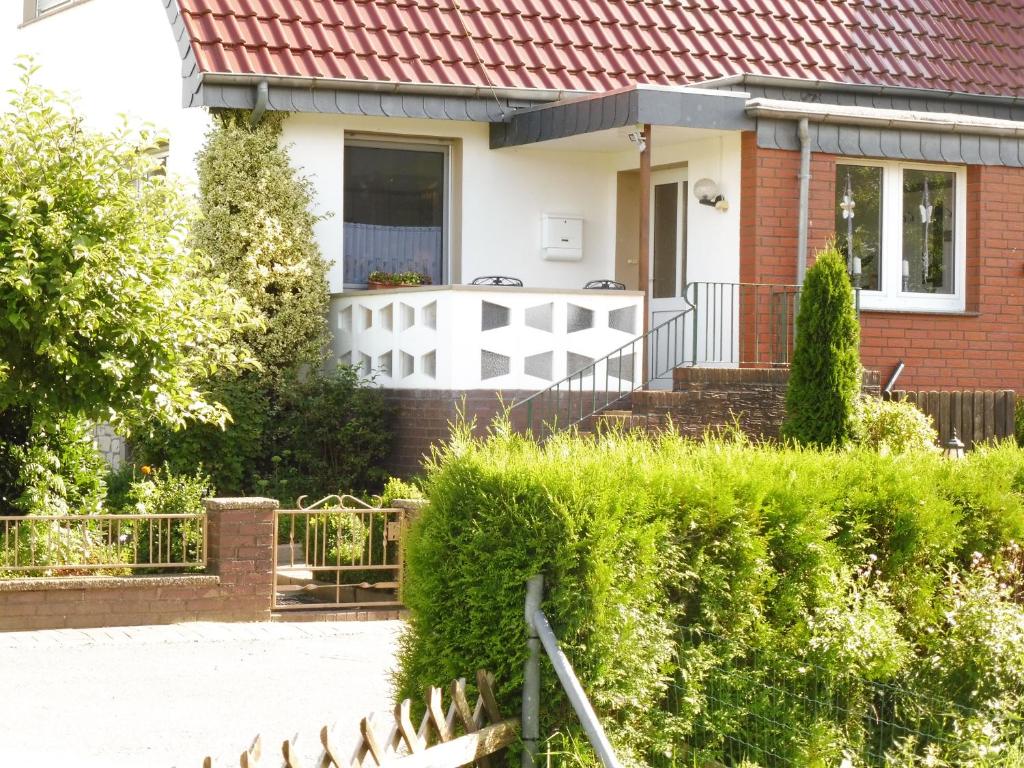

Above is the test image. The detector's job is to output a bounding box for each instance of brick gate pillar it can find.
[203,497,278,621]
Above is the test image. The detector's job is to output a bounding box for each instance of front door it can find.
[648,168,688,388]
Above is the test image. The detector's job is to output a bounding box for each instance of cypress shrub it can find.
[136,112,392,496]
[782,244,862,447]
[191,111,330,386]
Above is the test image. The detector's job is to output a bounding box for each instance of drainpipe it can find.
[249,80,269,128]
[796,118,811,285]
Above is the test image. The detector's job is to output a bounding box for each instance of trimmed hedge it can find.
[398,425,1024,766]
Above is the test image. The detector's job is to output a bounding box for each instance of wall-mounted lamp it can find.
[693,177,728,212]
[626,128,646,153]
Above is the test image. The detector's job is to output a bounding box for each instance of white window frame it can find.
[342,135,452,289]
[837,159,967,314]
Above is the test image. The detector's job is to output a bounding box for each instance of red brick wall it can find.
[0,498,276,632]
[741,132,1024,391]
[383,389,535,477]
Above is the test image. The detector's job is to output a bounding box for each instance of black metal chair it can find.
[471,276,523,287]
[583,279,626,290]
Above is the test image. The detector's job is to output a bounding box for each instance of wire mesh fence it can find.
[650,631,1024,768]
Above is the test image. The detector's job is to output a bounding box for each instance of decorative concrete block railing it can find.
[329,285,645,390]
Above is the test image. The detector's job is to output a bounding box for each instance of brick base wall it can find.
[629,368,882,440]
[0,498,277,633]
[383,389,535,477]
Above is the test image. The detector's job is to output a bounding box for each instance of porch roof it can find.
[488,86,754,149]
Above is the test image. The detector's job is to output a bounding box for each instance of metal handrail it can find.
[512,298,695,438]
[523,575,622,768]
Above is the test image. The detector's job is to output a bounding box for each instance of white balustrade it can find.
[330,285,645,390]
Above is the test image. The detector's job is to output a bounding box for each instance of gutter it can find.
[746,98,1024,138]
[200,71,582,105]
[697,73,1024,108]
[796,118,810,286]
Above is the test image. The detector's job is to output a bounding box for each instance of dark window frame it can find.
[342,136,452,290]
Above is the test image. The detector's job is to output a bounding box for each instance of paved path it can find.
[0,620,403,767]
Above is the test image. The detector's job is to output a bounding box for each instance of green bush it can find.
[852,396,939,454]
[123,466,211,569]
[377,476,424,507]
[783,244,862,447]
[130,111,392,499]
[0,413,108,516]
[399,425,1024,767]
[1015,398,1024,448]
[255,366,393,503]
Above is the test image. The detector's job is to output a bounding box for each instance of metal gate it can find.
[273,495,405,611]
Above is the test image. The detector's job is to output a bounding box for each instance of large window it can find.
[343,141,448,288]
[835,160,965,312]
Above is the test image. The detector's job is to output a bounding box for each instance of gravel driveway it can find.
[0,620,403,767]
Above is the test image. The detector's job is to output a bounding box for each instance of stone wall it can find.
[629,368,882,440]
[0,498,277,632]
[92,423,128,469]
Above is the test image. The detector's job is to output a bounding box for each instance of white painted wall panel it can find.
[281,113,620,294]
[7,0,210,187]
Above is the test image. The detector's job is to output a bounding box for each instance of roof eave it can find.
[696,73,1024,107]
[746,98,1024,138]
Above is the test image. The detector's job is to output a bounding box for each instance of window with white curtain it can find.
[343,140,449,288]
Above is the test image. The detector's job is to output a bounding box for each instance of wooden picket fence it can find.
[203,671,517,768]
[889,389,1016,448]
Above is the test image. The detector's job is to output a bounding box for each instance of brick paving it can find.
[0,620,403,767]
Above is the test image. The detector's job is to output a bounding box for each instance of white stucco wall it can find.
[611,132,743,287]
[7,0,209,185]
[282,113,619,294]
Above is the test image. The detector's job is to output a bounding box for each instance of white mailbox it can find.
[541,214,583,261]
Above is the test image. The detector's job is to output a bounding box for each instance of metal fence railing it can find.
[274,495,405,611]
[0,513,206,576]
[653,631,1022,768]
[513,307,693,439]
[686,281,802,367]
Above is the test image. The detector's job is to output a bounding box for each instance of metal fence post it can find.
[523,574,544,768]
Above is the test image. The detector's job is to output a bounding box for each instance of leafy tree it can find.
[782,244,861,447]
[0,66,257,433]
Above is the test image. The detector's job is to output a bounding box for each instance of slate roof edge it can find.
[747,98,1024,137]
[490,87,755,149]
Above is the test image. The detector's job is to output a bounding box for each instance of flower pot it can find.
[368,280,424,289]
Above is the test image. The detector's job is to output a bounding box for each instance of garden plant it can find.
[0,66,257,517]
[782,243,862,448]
[399,421,1024,768]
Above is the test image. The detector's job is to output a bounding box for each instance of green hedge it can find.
[397,425,1024,767]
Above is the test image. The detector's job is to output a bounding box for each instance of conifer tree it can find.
[781,244,862,447]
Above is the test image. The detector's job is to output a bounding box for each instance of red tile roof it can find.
[175,0,1024,98]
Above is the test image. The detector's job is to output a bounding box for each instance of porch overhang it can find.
[489,85,755,149]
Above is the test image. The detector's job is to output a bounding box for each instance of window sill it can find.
[20,0,92,27]
[859,307,980,318]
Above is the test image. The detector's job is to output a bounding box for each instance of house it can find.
[11,1,1024,469]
